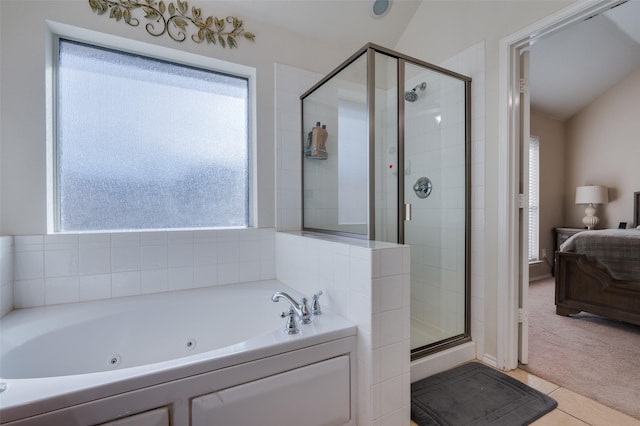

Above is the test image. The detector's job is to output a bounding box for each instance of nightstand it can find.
[552,227,586,275]
[554,227,586,252]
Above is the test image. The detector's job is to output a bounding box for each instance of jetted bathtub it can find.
[0,280,357,426]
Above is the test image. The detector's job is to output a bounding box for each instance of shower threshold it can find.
[410,318,453,349]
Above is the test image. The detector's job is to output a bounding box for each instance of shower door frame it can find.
[300,45,373,240]
[300,43,472,359]
[397,54,472,360]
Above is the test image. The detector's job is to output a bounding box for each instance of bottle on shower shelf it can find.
[305,121,328,160]
[318,124,328,153]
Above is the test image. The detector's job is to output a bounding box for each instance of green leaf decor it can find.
[88,0,256,49]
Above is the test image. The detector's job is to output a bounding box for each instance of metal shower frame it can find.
[300,43,472,358]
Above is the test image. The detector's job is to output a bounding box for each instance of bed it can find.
[555,227,640,326]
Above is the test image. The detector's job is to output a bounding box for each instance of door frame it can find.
[496,0,624,370]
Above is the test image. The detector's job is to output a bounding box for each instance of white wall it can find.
[565,66,640,229]
[0,0,355,235]
[395,0,574,362]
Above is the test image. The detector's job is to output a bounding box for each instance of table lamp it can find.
[575,185,608,229]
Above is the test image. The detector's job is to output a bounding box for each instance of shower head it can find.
[404,90,418,103]
[404,82,427,102]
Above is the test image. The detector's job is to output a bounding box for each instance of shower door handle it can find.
[404,203,412,221]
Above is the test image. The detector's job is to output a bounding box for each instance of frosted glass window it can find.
[56,39,249,232]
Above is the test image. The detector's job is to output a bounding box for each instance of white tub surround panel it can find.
[276,231,411,426]
[0,236,14,317]
[11,228,276,309]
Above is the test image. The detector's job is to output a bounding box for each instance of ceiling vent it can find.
[371,0,391,18]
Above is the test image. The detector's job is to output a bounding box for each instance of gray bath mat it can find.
[411,362,557,425]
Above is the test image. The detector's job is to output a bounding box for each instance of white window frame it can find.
[45,22,257,233]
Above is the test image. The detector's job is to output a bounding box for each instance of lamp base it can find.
[582,204,599,230]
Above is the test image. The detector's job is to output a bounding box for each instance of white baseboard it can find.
[481,354,498,368]
[529,273,552,282]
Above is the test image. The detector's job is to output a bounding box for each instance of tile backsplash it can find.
[11,228,276,309]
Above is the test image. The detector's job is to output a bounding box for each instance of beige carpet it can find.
[520,278,640,420]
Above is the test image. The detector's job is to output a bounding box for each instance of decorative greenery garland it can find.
[88,0,255,49]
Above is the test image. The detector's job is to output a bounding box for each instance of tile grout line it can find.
[547,387,591,425]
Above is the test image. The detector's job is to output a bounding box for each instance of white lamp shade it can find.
[575,185,608,205]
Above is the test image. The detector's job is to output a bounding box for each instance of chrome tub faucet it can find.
[271,291,311,324]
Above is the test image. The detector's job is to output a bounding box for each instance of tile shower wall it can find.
[276,231,411,426]
[274,63,322,231]
[11,229,276,308]
[0,236,14,317]
[405,72,468,337]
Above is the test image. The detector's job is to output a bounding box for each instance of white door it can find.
[518,49,531,365]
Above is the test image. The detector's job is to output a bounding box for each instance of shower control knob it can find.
[413,177,433,199]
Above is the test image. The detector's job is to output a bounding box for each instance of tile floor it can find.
[410,368,640,426]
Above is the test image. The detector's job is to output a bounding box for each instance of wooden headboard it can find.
[635,191,640,227]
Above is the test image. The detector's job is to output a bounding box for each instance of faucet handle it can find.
[280,308,300,335]
[299,297,312,324]
[312,291,323,315]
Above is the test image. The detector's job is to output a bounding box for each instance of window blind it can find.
[528,136,540,261]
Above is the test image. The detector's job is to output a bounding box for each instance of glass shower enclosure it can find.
[301,44,471,358]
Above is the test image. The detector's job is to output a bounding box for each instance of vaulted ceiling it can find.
[529,0,640,121]
[235,0,640,122]
[226,0,421,48]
